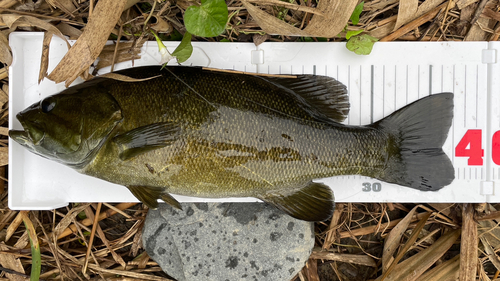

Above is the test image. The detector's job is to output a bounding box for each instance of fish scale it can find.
[10,66,454,221]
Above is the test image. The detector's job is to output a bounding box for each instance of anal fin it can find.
[127,185,182,210]
[258,182,334,222]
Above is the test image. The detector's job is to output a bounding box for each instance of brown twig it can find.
[380,2,449,42]
[56,202,138,239]
[82,202,102,275]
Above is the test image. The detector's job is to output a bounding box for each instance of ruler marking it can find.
[394,65,397,110]
[452,65,455,165]
[457,168,460,179]
[406,65,409,104]
[360,65,362,125]
[442,65,444,92]
[476,64,479,128]
[429,65,432,96]
[371,65,374,124]
[348,65,351,123]
[464,65,467,127]
[418,65,421,98]
[383,65,386,117]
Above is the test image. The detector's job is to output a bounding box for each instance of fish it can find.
[9,66,454,221]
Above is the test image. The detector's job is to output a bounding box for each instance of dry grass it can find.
[0,0,500,280]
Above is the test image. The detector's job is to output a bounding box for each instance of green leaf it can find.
[184,0,228,37]
[346,29,363,40]
[23,215,41,281]
[350,1,364,25]
[172,32,193,63]
[346,34,378,55]
[77,211,87,220]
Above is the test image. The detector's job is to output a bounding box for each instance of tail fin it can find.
[372,93,454,191]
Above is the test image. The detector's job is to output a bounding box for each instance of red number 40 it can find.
[455,129,500,165]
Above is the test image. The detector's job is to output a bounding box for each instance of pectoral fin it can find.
[258,182,334,222]
[113,122,181,161]
[127,185,182,210]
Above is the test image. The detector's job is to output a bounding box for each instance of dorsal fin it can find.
[263,75,349,123]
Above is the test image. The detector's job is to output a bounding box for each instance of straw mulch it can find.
[0,0,499,280]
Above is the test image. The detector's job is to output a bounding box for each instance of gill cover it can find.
[9,83,123,167]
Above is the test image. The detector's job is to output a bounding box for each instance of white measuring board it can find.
[8,32,500,210]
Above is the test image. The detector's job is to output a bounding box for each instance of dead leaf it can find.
[480,235,500,273]
[0,242,26,281]
[457,0,479,10]
[0,14,71,81]
[242,0,357,37]
[47,0,127,87]
[380,212,432,280]
[0,31,11,66]
[460,204,478,280]
[394,0,447,31]
[0,14,69,44]
[394,0,419,31]
[150,15,173,33]
[415,254,460,281]
[98,73,161,82]
[244,0,323,15]
[303,259,320,281]
[45,0,77,17]
[382,205,417,273]
[95,39,145,71]
[53,203,91,240]
[0,147,8,166]
[310,248,377,267]
[0,0,19,9]
[6,211,26,242]
[365,0,399,11]
[56,22,83,39]
[377,229,461,281]
[39,31,53,83]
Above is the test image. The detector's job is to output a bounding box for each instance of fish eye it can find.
[41,98,56,113]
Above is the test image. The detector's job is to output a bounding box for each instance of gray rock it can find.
[143,203,315,281]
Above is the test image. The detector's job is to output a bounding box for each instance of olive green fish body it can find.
[10,66,455,221]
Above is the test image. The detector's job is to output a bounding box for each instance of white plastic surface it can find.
[8,32,500,209]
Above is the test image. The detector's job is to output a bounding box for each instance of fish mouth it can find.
[10,113,45,147]
[9,129,37,154]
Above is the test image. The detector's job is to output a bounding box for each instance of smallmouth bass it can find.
[10,66,454,221]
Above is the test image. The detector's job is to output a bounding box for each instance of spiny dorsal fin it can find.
[127,185,182,210]
[263,75,349,123]
[258,182,335,222]
[113,122,181,161]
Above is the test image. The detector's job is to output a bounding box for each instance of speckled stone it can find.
[142,203,315,281]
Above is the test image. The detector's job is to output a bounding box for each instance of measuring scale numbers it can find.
[456,130,500,166]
